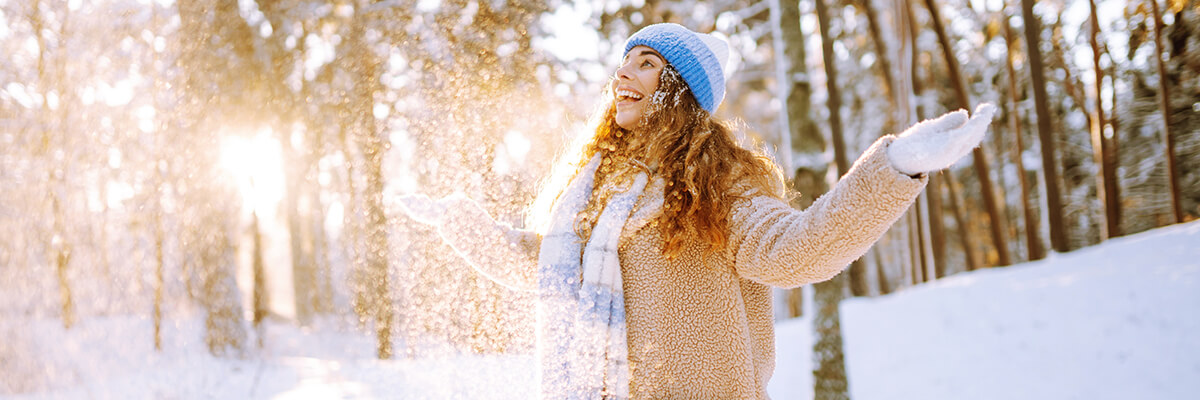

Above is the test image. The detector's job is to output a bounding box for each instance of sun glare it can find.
[219,128,286,218]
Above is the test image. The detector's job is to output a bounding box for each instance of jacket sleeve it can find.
[728,135,927,289]
[435,197,540,292]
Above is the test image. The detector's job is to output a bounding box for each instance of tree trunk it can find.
[770,0,793,172]
[812,0,852,396]
[909,211,924,283]
[897,0,948,279]
[773,0,824,316]
[1001,8,1045,261]
[31,0,76,331]
[310,156,335,314]
[1087,0,1122,239]
[874,250,891,294]
[195,203,248,357]
[149,1,163,350]
[363,141,393,360]
[284,140,318,325]
[1020,0,1068,252]
[209,246,248,357]
[944,173,980,271]
[858,0,895,111]
[252,212,268,348]
[917,193,934,280]
[154,188,165,350]
[1106,42,1120,159]
[815,0,868,298]
[776,0,823,167]
[100,180,112,283]
[323,25,370,328]
[923,0,1011,267]
[902,0,923,120]
[1148,0,1183,224]
[786,288,805,318]
[347,13,393,359]
[818,0,848,177]
[927,174,947,277]
[52,194,74,329]
[812,272,850,400]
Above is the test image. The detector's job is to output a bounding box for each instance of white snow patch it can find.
[840,220,1200,400]
[767,316,814,399]
[2,316,535,399]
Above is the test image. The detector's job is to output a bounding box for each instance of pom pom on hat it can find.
[624,23,729,114]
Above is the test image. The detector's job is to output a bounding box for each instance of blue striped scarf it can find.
[536,154,646,399]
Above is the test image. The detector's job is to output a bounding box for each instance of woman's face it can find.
[614,45,666,130]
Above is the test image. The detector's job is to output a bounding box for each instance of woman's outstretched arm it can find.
[728,135,925,288]
[398,193,540,291]
[729,104,995,288]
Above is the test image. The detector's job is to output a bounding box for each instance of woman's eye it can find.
[641,60,653,68]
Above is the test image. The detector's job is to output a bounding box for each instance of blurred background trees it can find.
[0,0,1197,396]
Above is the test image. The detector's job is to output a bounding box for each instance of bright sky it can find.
[536,2,601,62]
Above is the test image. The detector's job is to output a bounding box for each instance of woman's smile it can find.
[615,87,645,105]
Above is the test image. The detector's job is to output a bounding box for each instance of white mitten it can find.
[396,193,454,226]
[887,103,998,176]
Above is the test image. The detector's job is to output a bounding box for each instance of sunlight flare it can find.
[219,128,286,219]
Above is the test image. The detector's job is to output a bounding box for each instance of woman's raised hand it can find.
[887,103,998,176]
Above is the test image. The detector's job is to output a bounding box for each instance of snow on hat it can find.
[624,23,730,114]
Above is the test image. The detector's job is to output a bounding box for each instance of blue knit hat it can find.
[624,23,730,114]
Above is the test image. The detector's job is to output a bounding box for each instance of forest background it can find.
[1,0,1197,397]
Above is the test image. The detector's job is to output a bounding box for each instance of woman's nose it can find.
[615,63,633,81]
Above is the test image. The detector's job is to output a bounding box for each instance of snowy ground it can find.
[1,316,536,399]
[842,220,1200,400]
[3,221,1197,399]
[2,315,806,399]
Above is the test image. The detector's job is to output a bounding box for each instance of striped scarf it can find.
[536,154,647,399]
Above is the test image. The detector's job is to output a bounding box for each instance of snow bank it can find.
[840,220,1200,400]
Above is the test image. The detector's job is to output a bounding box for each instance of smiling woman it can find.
[218,128,286,219]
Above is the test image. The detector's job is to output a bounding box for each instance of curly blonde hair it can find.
[571,65,787,258]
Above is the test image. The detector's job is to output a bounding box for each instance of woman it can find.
[400,23,995,399]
